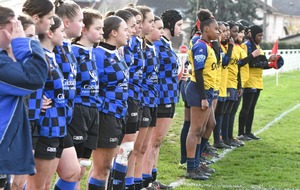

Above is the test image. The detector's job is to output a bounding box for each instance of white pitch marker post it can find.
[276,70,279,86]
[170,103,300,188]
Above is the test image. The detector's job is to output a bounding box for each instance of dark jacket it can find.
[0,38,48,174]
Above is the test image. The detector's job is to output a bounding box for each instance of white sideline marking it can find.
[170,103,300,188]
[254,103,300,135]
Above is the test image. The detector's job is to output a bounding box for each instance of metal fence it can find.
[177,49,300,77]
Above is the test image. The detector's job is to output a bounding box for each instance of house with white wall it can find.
[256,0,300,42]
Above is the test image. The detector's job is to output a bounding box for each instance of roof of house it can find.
[255,0,281,14]
[137,0,188,16]
[272,0,300,16]
[279,33,300,41]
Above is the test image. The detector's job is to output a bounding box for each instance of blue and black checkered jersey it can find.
[71,44,101,108]
[122,36,144,100]
[28,88,43,121]
[53,40,77,106]
[38,50,67,137]
[94,42,129,119]
[141,41,159,107]
[154,36,180,104]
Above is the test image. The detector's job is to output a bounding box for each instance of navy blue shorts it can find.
[217,96,227,102]
[213,90,219,99]
[186,81,214,107]
[180,79,191,102]
[226,88,238,101]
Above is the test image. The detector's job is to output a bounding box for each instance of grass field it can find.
[155,70,300,189]
[79,70,300,190]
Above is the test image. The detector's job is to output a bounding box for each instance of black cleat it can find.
[246,133,261,140]
[186,169,209,180]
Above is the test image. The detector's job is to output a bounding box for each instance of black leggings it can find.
[228,97,241,139]
[221,100,235,141]
[238,90,261,135]
[213,101,226,142]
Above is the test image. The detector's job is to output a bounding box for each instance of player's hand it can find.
[251,49,261,58]
[201,99,209,110]
[237,89,243,97]
[41,95,52,112]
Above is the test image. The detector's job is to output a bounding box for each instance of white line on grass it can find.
[170,103,300,188]
[254,103,300,135]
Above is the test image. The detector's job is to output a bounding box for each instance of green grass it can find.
[79,70,300,189]
[156,70,300,189]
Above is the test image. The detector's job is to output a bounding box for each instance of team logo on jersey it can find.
[147,52,152,58]
[110,58,117,64]
[80,55,86,62]
[63,79,76,90]
[123,70,129,81]
[89,70,98,82]
[70,62,77,77]
[154,64,159,73]
[172,68,178,77]
[57,93,65,104]
[83,71,99,93]
[194,54,206,63]
[148,73,158,82]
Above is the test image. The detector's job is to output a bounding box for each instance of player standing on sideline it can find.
[213,21,234,149]
[0,6,48,189]
[10,0,55,188]
[70,8,103,190]
[185,11,218,180]
[25,16,69,190]
[238,25,281,140]
[106,9,137,190]
[142,9,183,189]
[42,1,85,189]
[89,16,129,190]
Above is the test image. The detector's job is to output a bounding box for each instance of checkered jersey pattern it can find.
[38,51,67,137]
[28,88,43,120]
[141,42,159,107]
[71,44,101,108]
[94,43,129,119]
[154,37,180,104]
[125,36,144,100]
[53,41,77,107]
